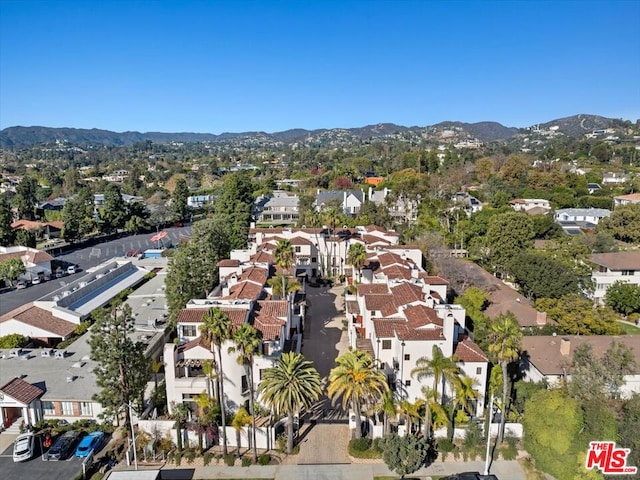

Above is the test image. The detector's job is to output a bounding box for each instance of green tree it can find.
[229,324,262,463]
[536,294,621,335]
[487,313,522,444]
[274,239,294,300]
[90,302,149,438]
[597,204,640,244]
[215,171,255,216]
[0,197,15,246]
[231,407,252,456]
[172,402,190,452]
[13,175,38,220]
[200,307,233,456]
[523,389,583,480]
[0,333,29,349]
[379,433,429,479]
[165,218,231,324]
[568,343,605,402]
[605,281,640,316]
[346,242,367,282]
[485,212,534,274]
[618,394,640,480]
[267,274,301,299]
[171,177,189,222]
[508,251,580,300]
[410,345,461,439]
[100,183,127,233]
[15,228,36,248]
[259,352,322,454]
[0,258,26,287]
[328,350,389,439]
[601,340,636,399]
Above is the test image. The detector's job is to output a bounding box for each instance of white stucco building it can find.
[591,252,640,304]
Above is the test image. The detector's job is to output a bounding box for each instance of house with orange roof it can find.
[613,193,640,207]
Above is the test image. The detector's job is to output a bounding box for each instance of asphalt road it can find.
[0,226,192,316]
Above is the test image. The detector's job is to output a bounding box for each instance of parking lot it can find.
[0,436,85,480]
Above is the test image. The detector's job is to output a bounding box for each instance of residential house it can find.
[102,170,129,182]
[0,246,55,282]
[521,335,640,397]
[368,187,420,223]
[510,198,552,214]
[554,208,611,234]
[451,192,483,216]
[253,191,300,226]
[314,189,365,217]
[601,172,630,186]
[11,220,63,240]
[590,251,640,304]
[187,194,215,209]
[614,193,640,207]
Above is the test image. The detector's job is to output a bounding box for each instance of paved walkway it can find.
[155,459,526,479]
[0,432,17,456]
[295,424,351,465]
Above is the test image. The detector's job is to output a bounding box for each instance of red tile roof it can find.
[289,236,313,246]
[391,282,424,306]
[381,265,412,280]
[0,304,76,338]
[364,294,397,317]
[177,308,248,327]
[178,336,210,353]
[403,304,443,327]
[454,337,488,363]
[239,266,268,284]
[358,284,389,295]
[377,252,408,268]
[419,274,449,285]
[362,234,390,245]
[250,251,273,263]
[591,252,640,270]
[0,377,44,405]
[225,281,263,301]
[346,300,360,315]
[217,259,240,267]
[253,313,285,340]
[256,300,288,318]
[373,318,444,341]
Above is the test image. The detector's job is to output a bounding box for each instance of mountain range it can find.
[0,114,627,149]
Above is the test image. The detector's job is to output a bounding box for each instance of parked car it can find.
[441,473,499,480]
[67,264,77,275]
[16,280,27,289]
[55,269,65,278]
[74,431,104,458]
[13,433,35,462]
[46,430,80,461]
[31,276,41,285]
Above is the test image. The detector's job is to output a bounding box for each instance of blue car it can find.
[74,431,104,458]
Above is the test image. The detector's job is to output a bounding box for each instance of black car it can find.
[441,473,499,480]
[46,430,81,461]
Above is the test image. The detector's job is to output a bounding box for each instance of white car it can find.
[67,265,77,275]
[13,432,35,462]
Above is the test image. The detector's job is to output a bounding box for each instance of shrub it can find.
[258,453,271,465]
[350,437,372,452]
[74,321,90,336]
[500,435,519,460]
[174,451,182,466]
[203,451,214,466]
[0,333,29,349]
[184,448,196,464]
[224,454,236,466]
[241,456,252,467]
[438,438,455,452]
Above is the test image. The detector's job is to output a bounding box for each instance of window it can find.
[182,325,197,337]
[62,402,74,416]
[311,257,317,263]
[80,402,92,416]
[405,380,411,387]
[382,340,392,350]
[622,270,635,276]
[295,246,301,253]
[404,354,410,361]
[241,375,249,394]
[476,367,482,375]
[43,401,55,415]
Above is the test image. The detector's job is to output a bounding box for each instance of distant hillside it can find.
[0,115,626,148]
[432,121,519,142]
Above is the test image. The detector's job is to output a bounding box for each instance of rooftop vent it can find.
[54,349,67,359]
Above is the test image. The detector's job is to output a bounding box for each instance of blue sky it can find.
[1,0,639,133]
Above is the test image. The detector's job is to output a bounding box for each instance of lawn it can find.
[618,321,640,334]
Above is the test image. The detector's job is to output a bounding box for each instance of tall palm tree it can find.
[274,239,294,300]
[411,345,461,439]
[487,313,522,444]
[328,350,389,438]
[259,352,322,454]
[347,242,367,282]
[398,399,422,436]
[193,391,217,450]
[379,389,398,435]
[200,307,233,455]
[447,375,480,441]
[202,359,217,399]
[267,274,301,299]
[171,402,191,452]
[229,324,262,463]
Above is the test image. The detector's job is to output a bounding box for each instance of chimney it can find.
[536,311,547,326]
[560,338,571,356]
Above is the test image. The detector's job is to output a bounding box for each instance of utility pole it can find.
[484,391,494,476]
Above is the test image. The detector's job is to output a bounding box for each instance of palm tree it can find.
[447,375,480,441]
[328,350,389,438]
[200,307,233,455]
[267,274,301,300]
[150,358,163,392]
[193,391,216,450]
[231,407,252,457]
[259,352,322,454]
[411,345,461,439]
[398,399,422,436]
[487,313,522,444]
[347,242,367,282]
[420,386,448,438]
[274,239,294,300]
[171,402,191,452]
[229,324,261,463]
[379,389,398,435]
[202,359,217,399]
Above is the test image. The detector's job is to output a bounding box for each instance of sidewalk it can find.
[156,459,526,479]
